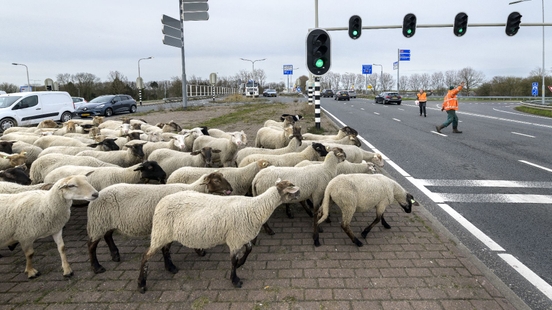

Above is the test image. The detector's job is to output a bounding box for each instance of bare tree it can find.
[72,72,100,99]
[326,72,341,90]
[381,73,395,92]
[399,76,409,93]
[458,67,485,94]
[444,70,459,88]
[367,73,380,94]
[431,72,446,95]
[0,82,18,93]
[419,73,431,90]
[408,74,422,92]
[254,69,267,87]
[56,73,71,86]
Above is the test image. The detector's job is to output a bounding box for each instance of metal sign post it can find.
[314,76,321,129]
[210,73,217,101]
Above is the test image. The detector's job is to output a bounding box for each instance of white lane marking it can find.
[499,253,552,300]
[393,118,401,122]
[374,112,380,115]
[432,131,447,136]
[417,180,552,188]
[436,193,552,204]
[512,132,535,138]
[438,204,505,251]
[398,108,404,111]
[360,108,365,111]
[520,160,552,173]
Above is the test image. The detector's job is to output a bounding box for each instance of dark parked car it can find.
[262,89,277,97]
[375,92,402,105]
[334,90,350,101]
[75,94,137,118]
[321,89,334,97]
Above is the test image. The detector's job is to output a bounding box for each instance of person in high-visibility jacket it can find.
[416,89,432,117]
[436,81,465,133]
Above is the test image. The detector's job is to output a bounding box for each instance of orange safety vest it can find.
[417,92,427,102]
[442,85,463,111]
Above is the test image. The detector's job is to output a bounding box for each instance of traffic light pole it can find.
[314,76,321,129]
[320,22,552,32]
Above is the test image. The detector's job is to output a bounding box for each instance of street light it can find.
[138,56,153,106]
[510,0,546,105]
[240,58,266,82]
[12,63,30,92]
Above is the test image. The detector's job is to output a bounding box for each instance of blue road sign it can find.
[399,49,410,61]
[283,65,293,75]
[532,82,539,96]
[362,64,372,74]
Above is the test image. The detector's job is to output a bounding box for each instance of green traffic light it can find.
[459,28,463,33]
[407,29,412,34]
[352,30,358,36]
[315,58,324,68]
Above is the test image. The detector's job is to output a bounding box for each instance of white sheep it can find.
[0,182,53,194]
[137,178,300,292]
[0,175,99,278]
[321,144,385,167]
[44,161,167,190]
[238,142,328,168]
[301,126,358,141]
[316,174,416,247]
[33,135,88,149]
[234,136,302,167]
[29,153,118,184]
[167,159,271,195]
[141,134,188,159]
[192,135,238,167]
[0,151,28,170]
[251,149,345,238]
[148,147,220,177]
[37,138,120,157]
[208,129,248,147]
[299,135,361,149]
[178,127,207,151]
[75,140,146,167]
[254,123,302,149]
[87,172,233,274]
[263,115,297,128]
[295,159,377,175]
[0,132,43,145]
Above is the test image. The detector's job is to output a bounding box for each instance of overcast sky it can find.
[1,0,550,88]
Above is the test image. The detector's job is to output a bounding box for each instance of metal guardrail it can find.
[520,101,552,111]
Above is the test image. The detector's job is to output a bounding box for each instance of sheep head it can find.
[200,171,233,195]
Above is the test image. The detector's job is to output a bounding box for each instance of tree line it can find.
[0,66,549,100]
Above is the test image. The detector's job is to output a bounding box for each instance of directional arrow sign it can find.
[182,11,209,21]
[163,36,182,48]
[162,25,180,38]
[399,49,410,61]
[182,2,209,12]
[162,14,180,29]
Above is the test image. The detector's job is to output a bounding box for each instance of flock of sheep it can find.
[0,113,417,292]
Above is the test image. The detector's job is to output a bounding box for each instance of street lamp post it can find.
[138,56,153,106]
[240,58,266,83]
[12,63,30,92]
[510,0,546,105]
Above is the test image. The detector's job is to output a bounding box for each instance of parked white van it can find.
[0,91,75,132]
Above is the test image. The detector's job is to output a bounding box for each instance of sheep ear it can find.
[212,149,222,153]
[285,186,300,194]
[275,178,282,185]
[85,171,94,177]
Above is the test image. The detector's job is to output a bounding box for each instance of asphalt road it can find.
[318,97,552,310]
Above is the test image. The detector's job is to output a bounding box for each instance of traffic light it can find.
[506,12,522,36]
[453,12,468,37]
[348,15,362,40]
[306,29,331,75]
[402,13,417,38]
[46,85,52,91]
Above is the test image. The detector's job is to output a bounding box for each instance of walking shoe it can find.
[452,127,462,133]
[436,125,444,133]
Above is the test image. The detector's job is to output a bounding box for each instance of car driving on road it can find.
[322,89,334,98]
[375,92,402,105]
[334,90,350,101]
[262,89,277,97]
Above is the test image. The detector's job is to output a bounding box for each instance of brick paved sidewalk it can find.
[0,200,527,310]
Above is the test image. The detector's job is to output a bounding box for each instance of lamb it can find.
[0,164,32,185]
[167,159,271,195]
[316,174,416,247]
[238,142,328,168]
[192,135,239,167]
[234,136,302,167]
[302,126,358,141]
[0,151,28,170]
[37,138,120,157]
[254,123,302,149]
[0,175,99,278]
[207,129,248,147]
[251,149,346,238]
[87,172,233,274]
[75,140,146,167]
[148,147,220,177]
[137,178,300,292]
[29,153,118,184]
[44,161,167,190]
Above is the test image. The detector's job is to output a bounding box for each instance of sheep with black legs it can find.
[0,175,98,278]
[76,140,146,167]
[137,178,300,292]
[251,149,346,238]
[30,153,118,184]
[239,142,327,168]
[87,172,233,274]
[44,161,167,190]
[316,174,416,247]
[167,159,271,195]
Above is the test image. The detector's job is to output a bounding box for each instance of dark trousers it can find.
[442,110,459,128]
[418,101,426,116]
